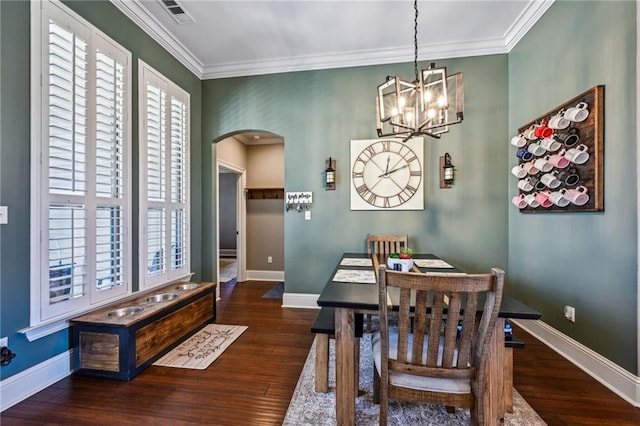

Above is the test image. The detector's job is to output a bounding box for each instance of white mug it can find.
[510,133,527,148]
[524,193,539,208]
[527,142,546,157]
[540,171,561,189]
[565,144,589,164]
[547,110,571,130]
[540,137,561,153]
[518,179,534,192]
[533,157,553,173]
[511,164,527,178]
[564,102,589,122]
[524,125,539,140]
[548,190,570,207]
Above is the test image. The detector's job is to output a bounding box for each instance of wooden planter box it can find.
[70,281,217,380]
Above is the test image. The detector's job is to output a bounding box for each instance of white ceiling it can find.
[111,0,553,80]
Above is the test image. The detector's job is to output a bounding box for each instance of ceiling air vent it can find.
[159,0,195,25]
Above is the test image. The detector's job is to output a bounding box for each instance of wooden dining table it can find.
[316,252,542,426]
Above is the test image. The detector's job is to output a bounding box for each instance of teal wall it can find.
[201,55,510,292]
[508,0,637,372]
[0,0,637,387]
[0,1,202,379]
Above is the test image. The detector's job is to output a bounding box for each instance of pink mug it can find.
[534,191,553,208]
[546,149,570,169]
[561,186,589,206]
[512,194,528,209]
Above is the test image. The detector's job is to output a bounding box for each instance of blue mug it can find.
[517,148,534,161]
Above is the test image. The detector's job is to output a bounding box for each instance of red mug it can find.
[534,121,554,139]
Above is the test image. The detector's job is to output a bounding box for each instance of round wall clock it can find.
[350,138,424,210]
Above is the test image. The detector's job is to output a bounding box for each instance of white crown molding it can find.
[504,0,556,51]
[111,1,553,81]
[109,0,203,78]
[201,37,509,79]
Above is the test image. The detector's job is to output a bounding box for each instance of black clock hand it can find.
[385,156,390,174]
[378,164,408,178]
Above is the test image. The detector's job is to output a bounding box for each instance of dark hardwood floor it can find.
[2,280,639,425]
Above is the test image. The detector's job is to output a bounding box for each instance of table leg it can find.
[335,307,356,426]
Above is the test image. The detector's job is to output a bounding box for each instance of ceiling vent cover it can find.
[159,0,196,25]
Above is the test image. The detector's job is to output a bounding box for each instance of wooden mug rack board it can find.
[515,85,604,213]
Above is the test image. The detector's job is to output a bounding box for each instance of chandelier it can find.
[376,0,464,141]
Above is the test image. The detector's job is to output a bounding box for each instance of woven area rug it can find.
[153,324,247,370]
[284,335,547,425]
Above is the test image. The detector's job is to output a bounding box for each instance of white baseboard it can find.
[282,292,320,309]
[246,270,284,281]
[0,350,72,412]
[512,319,640,407]
[219,249,236,257]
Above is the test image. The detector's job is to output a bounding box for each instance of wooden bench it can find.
[70,281,217,380]
[311,307,363,393]
[311,306,524,408]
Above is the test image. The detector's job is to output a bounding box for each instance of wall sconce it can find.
[439,153,455,188]
[325,157,336,190]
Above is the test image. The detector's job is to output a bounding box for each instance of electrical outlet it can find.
[0,206,7,225]
[305,211,311,220]
[267,256,273,264]
[0,337,7,347]
[564,305,576,322]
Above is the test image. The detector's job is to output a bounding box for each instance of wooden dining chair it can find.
[372,266,504,426]
[365,234,408,331]
[366,234,408,258]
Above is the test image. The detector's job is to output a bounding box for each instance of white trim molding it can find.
[245,270,284,282]
[0,350,72,412]
[282,293,320,310]
[109,0,554,80]
[513,319,640,407]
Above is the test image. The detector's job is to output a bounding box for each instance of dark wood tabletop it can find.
[316,253,541,320]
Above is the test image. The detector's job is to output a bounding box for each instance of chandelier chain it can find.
[413,0,419,81]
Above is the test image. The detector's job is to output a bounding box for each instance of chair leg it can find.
[314,334,329,393]
[373,367,380,404]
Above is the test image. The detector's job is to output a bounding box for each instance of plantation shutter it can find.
[140,62,190,288]
[39,2,131,321]
[46,18,89,314]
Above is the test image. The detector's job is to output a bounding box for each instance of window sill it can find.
[20,272,195,342]
[19,319,70,342]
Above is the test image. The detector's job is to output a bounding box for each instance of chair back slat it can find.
[367,234,408,256]
[380,267,504,378]
[376,265,505,425]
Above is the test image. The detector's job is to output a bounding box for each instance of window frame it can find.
[29,0,132,330]
[138,60,191,290]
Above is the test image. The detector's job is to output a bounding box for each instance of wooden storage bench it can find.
[70,281,216,381]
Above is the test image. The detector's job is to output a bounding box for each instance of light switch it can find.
[0,206,7,224]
